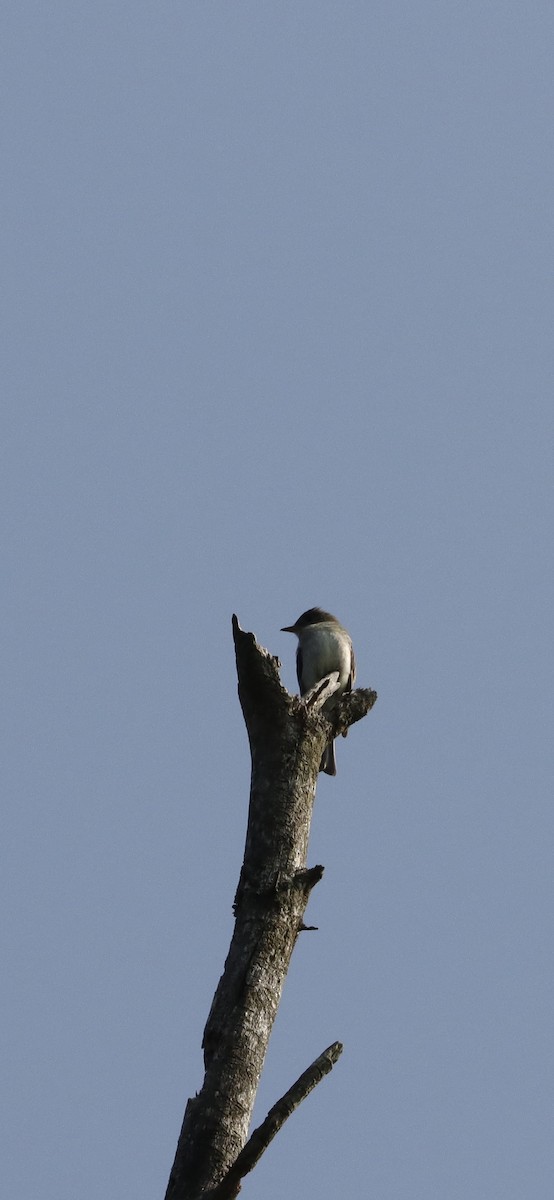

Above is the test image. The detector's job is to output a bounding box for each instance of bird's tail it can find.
[320,739,337,776]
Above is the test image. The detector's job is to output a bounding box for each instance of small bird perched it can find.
[281,607,356,775]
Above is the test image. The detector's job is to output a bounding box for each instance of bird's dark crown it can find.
[294,607,339,627]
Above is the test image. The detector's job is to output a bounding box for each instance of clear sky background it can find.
[2,4,552,1198]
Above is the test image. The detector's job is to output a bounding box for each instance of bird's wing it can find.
[296,645,304,694]
[347,643,356,691]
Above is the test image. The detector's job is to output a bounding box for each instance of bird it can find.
[281,607,356,775]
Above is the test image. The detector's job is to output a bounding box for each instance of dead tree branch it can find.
[205,1041,344,1200]
[164,616,377,1200]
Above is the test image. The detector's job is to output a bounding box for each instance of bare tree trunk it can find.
[164,616,377,1200]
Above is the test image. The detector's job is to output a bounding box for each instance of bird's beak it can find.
[281,625,296,633]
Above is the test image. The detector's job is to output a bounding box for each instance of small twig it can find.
[302,672,341,710]
[294,865,324,889]
[206,1042,344,1200]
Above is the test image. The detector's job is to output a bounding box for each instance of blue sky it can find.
[2,4,553,1197]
